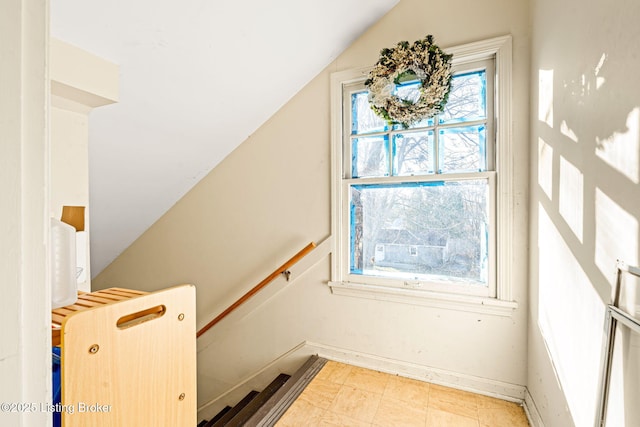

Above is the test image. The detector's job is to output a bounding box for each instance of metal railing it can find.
[595,261,640,426]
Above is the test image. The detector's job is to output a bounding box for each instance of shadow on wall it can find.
[533,38,640,427]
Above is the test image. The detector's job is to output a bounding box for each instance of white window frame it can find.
[329,35,517,316]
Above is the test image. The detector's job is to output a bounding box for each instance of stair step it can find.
[223,374,291,427]
[244,355,327,427]
[208,390,259,427]
[204,405,232,426]
[198,355,329,427]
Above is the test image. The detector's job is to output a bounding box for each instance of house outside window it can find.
[330,36,516,312]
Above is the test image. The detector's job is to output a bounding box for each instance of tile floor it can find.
[276,360,530,427]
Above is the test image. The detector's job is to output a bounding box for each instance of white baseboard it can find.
[315,342,549,426]
[197,340,533,422]
[306,341,526,403]
[523,387,545,427]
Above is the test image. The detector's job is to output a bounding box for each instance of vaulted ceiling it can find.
[50,0,399,275]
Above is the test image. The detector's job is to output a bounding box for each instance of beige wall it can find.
[94,0,531,410]
[528,0,640,425]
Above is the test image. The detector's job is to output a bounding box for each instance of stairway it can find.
[198,355,327,427]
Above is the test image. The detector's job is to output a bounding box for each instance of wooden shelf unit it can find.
[52,288,148,347]
[53,285,196,426]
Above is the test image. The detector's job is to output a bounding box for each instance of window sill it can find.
[327,281,518,317]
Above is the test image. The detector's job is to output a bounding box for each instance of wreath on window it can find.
[365,35,453,127]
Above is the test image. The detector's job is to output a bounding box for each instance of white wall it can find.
[94,0,531,411]
[528,0,640,425]
[0,24,118,425]
[50,38,119,292]
[0,0,50,425]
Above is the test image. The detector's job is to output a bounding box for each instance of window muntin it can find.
[340,59,496,297]
[346,63,493,179]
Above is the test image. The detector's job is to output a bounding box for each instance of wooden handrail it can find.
[196,241,317,338]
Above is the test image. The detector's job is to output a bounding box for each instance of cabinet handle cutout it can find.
[117,305,166,329]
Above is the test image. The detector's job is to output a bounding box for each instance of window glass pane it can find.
[350,180,489,285]
[440,70,487,124]
[352,135,389,178]
[439,125,486,173]
[393,131,435,176]
[351,91,388,134]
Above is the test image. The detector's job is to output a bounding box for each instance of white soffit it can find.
[50,0,398,275]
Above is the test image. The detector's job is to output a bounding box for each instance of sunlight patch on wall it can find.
[538,204,604,427]
[594,53,607,90]
[596,107,640,184]
[560,120,578,143]
[538,138,553,200]
[538,69,554,128]
[595,188,638,282]
[559,156,584,242]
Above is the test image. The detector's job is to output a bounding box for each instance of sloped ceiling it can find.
[50,0,398,276]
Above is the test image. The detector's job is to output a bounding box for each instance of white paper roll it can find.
[51,218,78,308]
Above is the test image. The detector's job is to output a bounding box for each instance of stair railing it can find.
[196,242,317,338]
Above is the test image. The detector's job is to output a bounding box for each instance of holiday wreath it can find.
[364,35,453,127]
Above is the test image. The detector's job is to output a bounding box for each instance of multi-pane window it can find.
[338,59,497,297]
